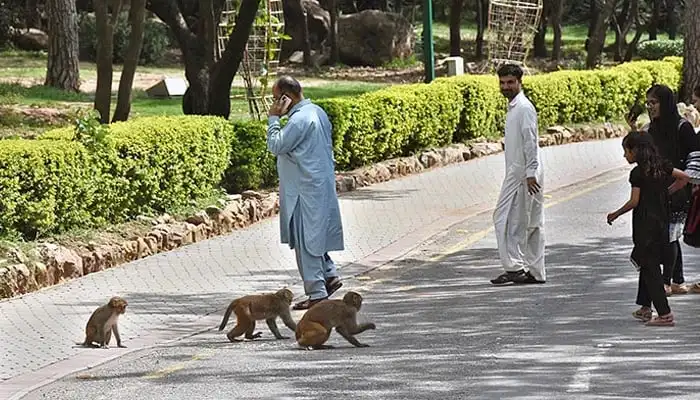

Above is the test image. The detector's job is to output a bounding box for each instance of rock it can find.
[185,211,210,226]
[419,150,441,168]
[38,243,83,284]
[8,248,27,264]
[280,0,330,60]
[11,28,49,51]
[155,213,174,225]
[438,145,467,165]
[28,261,48,288]
[241,190,265,200]
[469,142,502,158]
[136,215,156,225]
[337,10,415,67]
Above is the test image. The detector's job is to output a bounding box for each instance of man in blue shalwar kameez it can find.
[266,76,345,310]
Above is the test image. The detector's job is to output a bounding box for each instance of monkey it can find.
[295,291,376,350]
[218,288,297,342]
[76,296,128,349]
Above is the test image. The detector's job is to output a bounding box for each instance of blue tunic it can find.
[267,99,345,257]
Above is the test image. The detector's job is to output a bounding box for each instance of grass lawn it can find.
[0,79,389,138]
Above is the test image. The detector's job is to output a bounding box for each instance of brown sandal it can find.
[646,313,675,327]
[632,307,652,322]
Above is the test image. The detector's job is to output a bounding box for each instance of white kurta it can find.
[492,91,546,281]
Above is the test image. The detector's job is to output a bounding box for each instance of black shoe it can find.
[513,271,546,284]
[490,270,525,285]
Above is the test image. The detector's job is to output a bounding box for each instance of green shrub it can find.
[638,40,683,60]
[317,81,462,169]
[0,139,99,239]
[222,121,278,194]
[78,12,171,65]
[29,116,234,236]
[441,75,505,142]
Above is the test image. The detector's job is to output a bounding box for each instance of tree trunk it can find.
[207,0,261,118]
[667,0,679,40]
[533,14,547,58]
[93,0,122,123]
[25,0,39,28]
[44,0,80,92]
[200,0,217,68]
[585,0,599,51]
[302,10,314,68]
[112,0,146,122]
[550,0,562,60]
[680,0,700,101]
[586,0,617,68]
[147,0,258,116]
[475,0,487,60]
[329,0,339,64]
[448,0,462,56]
[648,0,660,40]
[612,0,636,62]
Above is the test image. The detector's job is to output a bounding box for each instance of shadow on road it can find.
[45,235,700,399]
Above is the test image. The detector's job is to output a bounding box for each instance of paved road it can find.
[23,167,700,400]
[1,137,629,399]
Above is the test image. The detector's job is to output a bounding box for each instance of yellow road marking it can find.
[143,351,212,379]
[428,173,625,262]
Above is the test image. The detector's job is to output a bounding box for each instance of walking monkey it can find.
[78,296,128,349]
[219,288,297,342]
[295,291,376,350]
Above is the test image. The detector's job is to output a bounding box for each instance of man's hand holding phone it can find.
[269,94,292,117]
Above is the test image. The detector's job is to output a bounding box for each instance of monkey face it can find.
[277,288,294,304]
[343,292,363,310]
[108,297,128,314]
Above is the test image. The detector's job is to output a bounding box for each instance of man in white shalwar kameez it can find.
[267,76,345,310]
[490,64,546,285]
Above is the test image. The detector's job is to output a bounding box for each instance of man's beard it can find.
[501,89,516,100]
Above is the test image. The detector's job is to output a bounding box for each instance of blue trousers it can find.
[289,203,339,300]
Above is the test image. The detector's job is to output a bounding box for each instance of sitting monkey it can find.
[219,288,297,342]
[77,296,128,349]
[295,291,376,350]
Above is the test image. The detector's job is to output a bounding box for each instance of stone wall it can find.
[0,123,628,299]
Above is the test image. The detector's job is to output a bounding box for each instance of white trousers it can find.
[493,181,546,281]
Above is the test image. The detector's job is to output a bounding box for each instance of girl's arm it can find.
[607,187,640,224]
[669,168,691,194]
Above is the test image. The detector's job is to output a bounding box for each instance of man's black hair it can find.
[275,75,302,96]
[497,64,523,81]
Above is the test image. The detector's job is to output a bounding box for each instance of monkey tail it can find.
[219,300,238,331]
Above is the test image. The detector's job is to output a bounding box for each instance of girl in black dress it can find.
[607,132,690,326]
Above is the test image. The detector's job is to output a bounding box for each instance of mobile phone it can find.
[627,104,644,122]
[278,95,292,114]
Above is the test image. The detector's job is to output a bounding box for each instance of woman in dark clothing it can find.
[644,84,700,295]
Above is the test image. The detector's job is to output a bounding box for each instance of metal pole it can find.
[422,0,435,83]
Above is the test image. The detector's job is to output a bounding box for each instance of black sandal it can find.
[326,277,343,297]
[292,297,327,311]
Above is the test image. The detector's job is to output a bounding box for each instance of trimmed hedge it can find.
[5,116,234,238]
[0,139,98,239]
[638,40,684,60]
[0,58,683,239]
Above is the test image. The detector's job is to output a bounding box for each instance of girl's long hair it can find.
[623,131,672,178]
[646,84,682,160]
